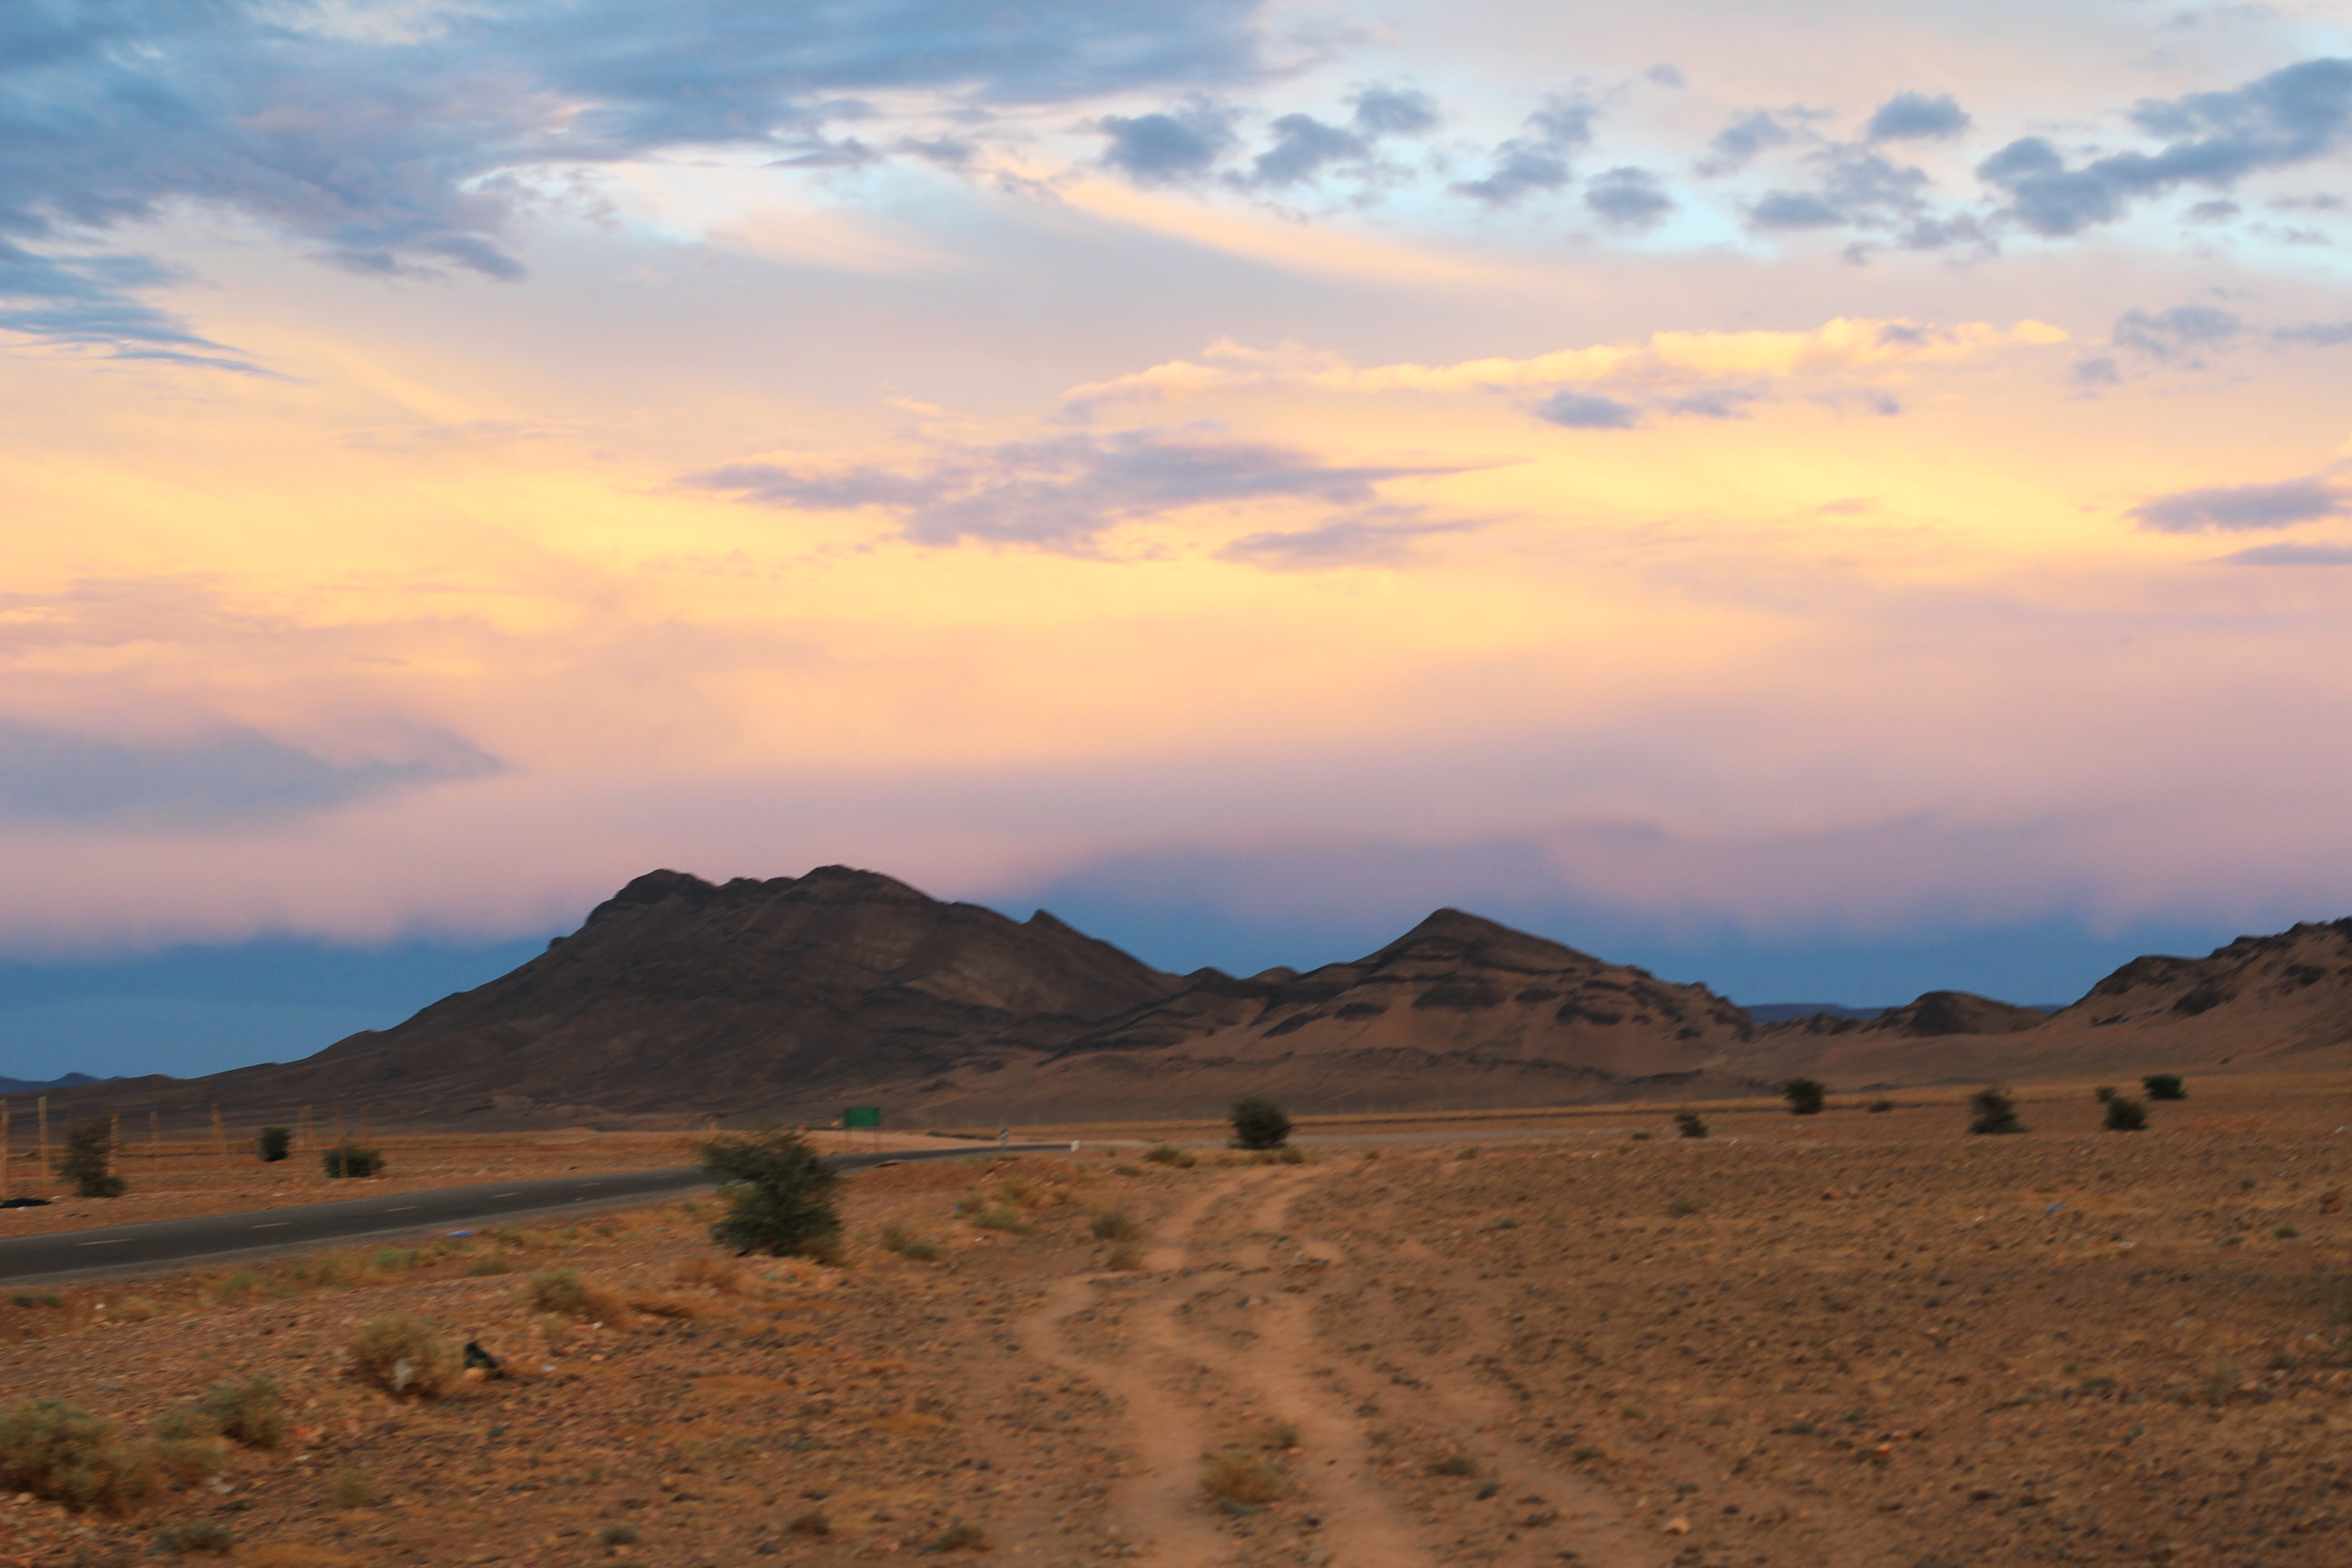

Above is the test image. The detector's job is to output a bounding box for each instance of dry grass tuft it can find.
[348,1314,463,1399]
[524,1268,629,1324]
[0,1398,158,1513]
[200,1377,291,1449]
[1200,1446,1284,1505]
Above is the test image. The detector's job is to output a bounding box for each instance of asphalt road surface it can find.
[0,1142,1070,1287]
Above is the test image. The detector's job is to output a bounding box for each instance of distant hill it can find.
[1741,1003,1887,1024]
[0,1071,113,1094]
[24,872,2352,1129]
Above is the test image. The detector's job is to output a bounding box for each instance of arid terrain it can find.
[5,1071,2349,1567]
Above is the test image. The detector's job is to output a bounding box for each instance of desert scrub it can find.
[1143,1143,1196,1168]
[199,1377,289,1449]
[786,1509,832,1537]
[699,1126,843,1259]
[601,1524,642,1546]
[2143,1073,2187,1101]
[929,1522,989,1552]
[329,1467,381,1508]
[524,1268,626,1323]
[1967,1085,2027,1135]
[1229,1096,1293,1150]
[320,1142,382,1179]
[153,1521,235,1556]
[1781,1078,1827,1116]
[1250,1145,1307,1164]
[57,1118,126,1199]
[207,1271,269,1306]
[0,1398,156,1512]
[1200,1446,1285,1505]
[1867,1098,1895,1113]
[1089,1208,1144,1242]
[255,1125,292,1163]
[965,1203,1034,1235]
[348,1313,463,1399]
[1663,1196,1702,1218]
[1429,1453,1479,1477]
[151,1406,227,1485]
[2102,1094,2149,1132]
[1259,1419,1301,1450]
[466,1254,514,1277]
[1111,1161,1143,1176]
[1673,1111,1708,1139]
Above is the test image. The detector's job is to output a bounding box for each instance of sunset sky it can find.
[5,0,2352,1078]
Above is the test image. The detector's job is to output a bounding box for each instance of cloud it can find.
[1697,110,1801,176]
[681,427,1464,550]
[1097,98,1242,184]
[1865,92,1971,142]
[1062,318,2069,407]
[2112,305,2241,358]
[1976,56,2352,237]
[1583,166,1675,228]
[1747,146,1932,235]
[2214,541,2352,564]
[0,0,1272,360]
[2131,475,2344,531]
[1245,113,1370,187]
[1534,391,1641,429]
[1450,96,1594,205]
[1749,191,1845,230]
[1347,84,1438,138]
[1213,506,1476,570]
[0,719,500,828]
[2275,319,2352,346]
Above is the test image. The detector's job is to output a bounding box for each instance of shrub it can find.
[348,1314,463,1399]
[198,1377,289,1450]
[1967,1085,2027,1136]
[153,1521,235,1556]
[2102,1095,2149,1132]
[1429,1453,1478,1477]
[372,1249,417,1273]
[1867,1099,1895,1114]
[966,1204,1034,1235]
[1230,1097,1293,1151]
[1090,1209,1144,1242]
[1253,1145,1307,1165]
[524,1268,625,1323]
[930,1523,989,1552]
[1143,1143,1195,1168]
[466,1255,514,1277]
[2093,1085,2118,1104]
[1111,1161,1142,1176]
[601,1524,642,1546]
[1200,1447,1284,1505]
[698,1128,842,1259]
[255,1126,293,1163]
[1673,1111,1708,1139]
[321,1143,382,1179]
[1782,1079,1827,1116]
[209,1271,267,1306]
[786,1510,831,1537]
[1663,1197,1701,1218]
[2143,1073,2187,1102]
[329,1467,380,1508]
[57,1119,125,1199]
[0,1398,154,1512]
[1259,1419,1301,1449]
[150,1406,226,1486]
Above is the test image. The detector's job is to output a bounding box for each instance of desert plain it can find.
[2,1071,2349,1568]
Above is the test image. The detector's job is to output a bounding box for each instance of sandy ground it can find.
[2,1073,2349,1566]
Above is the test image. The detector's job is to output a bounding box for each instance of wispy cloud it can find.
[2132,475,2345,532]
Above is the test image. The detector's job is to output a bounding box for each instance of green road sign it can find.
[843,1106,882,1129]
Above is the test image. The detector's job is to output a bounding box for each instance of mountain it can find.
[0,1071,112,1094]
[27,871,2352,1131]
[1741,1003,1888,1024]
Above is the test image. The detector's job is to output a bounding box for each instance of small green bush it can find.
[321,1143,382,1180]
[1673,1111,1708,1139]
[1259,1419,1301,1450]
[153,1520,235,1556]
[2143,1073,2187,1102]
[0,1398,154,1512]
[1229,1097,1292,1151]
[1782,1078,1827,1116]
[57,1119,125,1199]
[371,1249,417,1273]
[1090,1209,1144,1242]
[930,1522,989,1552]
[2093,1085,2118,1104]
[198,1377,289,1449]
[1200,1447,1284,1504]
[255,1126,293,1163]
[1663,1196,1701,1218]
[348,1314,462,1399]
[786,1509,831,1537]
[2102,1095,2148,1132]
[601,1524,642,1546]
[1967,1085,2027,1136]
[699,1127,842,1259]
[1429,1453,1478,1477]
[150,1406,226,1486]
[967,1204,1034,1235]
[1143,1143,1196,1168]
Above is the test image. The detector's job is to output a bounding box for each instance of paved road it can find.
[0,1142,1067,1287]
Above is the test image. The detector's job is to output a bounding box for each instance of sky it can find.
[5,0,2352,1079]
